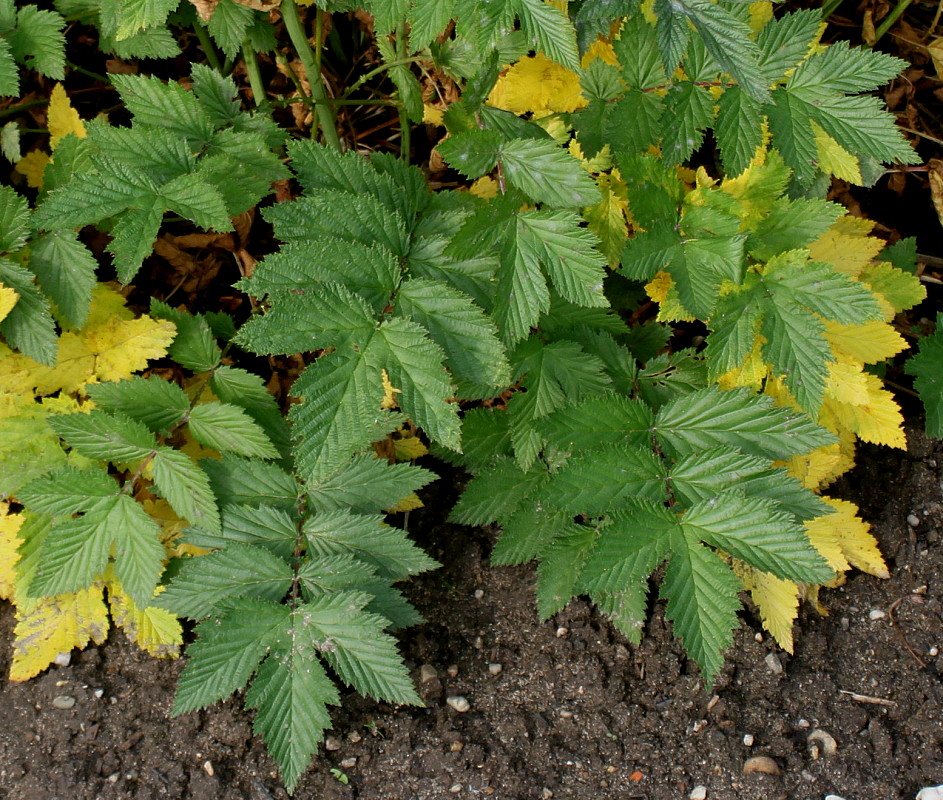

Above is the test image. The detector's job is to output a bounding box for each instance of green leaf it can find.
[301,591,422,704]
[661,82,715,165]
[449,456,547,525]
[150,303,222,372]
[201,454,298,509]
[110,72,214,145]
[655,387,835,460]
[49,409,156,463]
[408,0,456,48]
[110,492,168,606]
[152,447,221,532]
[681,494,833,583]
[906,313,943,438]
[303,509,438,580]
[158,543,293,619]
[0,257,57,364]
[187,401,279,459]
[765,87,819,186]
[184,503,297,558]
[7,5,65,79]
[515,0,579,69]
[603,90,663,158]
[27,230,97,330]
[0,184,29,252]
[207,0,255,58]
[540,395,654,453]
[244,621,338,792]
[789,41,906,95]
[499,138,600,208]
[19,466,118,517]
[536,526,596,619]
[715,87,763,178]
[662,530,743,684]
[395,277,510,398]
[113,0,178,40]
[746,198,845,261]
[173,598,290,714]
[305,454,436,514]
[756,9,821,84]
[85,376,189,433]
[437,128,503,178]
[0,38,19,96]
[209,366,292,456]
[613,13,665,89]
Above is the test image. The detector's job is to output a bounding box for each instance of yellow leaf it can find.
[422,103,444,126]
[385,492,423,513]
[824,319,907,364]
[0,284,18,322]
[815,497,889,579]
[469,176,499,200]
[858,260,926,319]
[928,37,943,78]
[786,441,849,491]
[644,271,695,321]
[89,316,177,384]
[14,150,50,188]
[107,580,182,658]
[807,216,881,277]
[824,372,906,449]
[380,368,401,409]
[824,360,871,406]
[581,39,619,68]
[48,83,86,149]
[748,1,774,32]
[736,560,798,653]
[487,54,588,117]
[804,506,852,576]
[0,504,23,601]
[717,337,768,392]
[584,171,628,267]
[9,585,110,681]
[811,120,862,184]
[568,138,612,172]
[719,150,790,227]
[393,432,428,461]
[86,284,136,325]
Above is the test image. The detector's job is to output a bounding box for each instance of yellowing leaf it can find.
[824,319,908,364]
[928,37,943,77]
[86,284,136,325]
[786,441,849,491]
[14,150,50,188]
[858,261,926,318]
[0,504,23,601]
[488,54,588,116]
[581,39,619,68]
[107,580,182,658]
[385,492,423,512]
[815,497,889,579]
[48,83,86,149]
[9,585,109,681]
[393,433,428,461]
[811,120,862,184]
[717,337,768,392]
[90,316,177,383]
[422,103,444,126]
[569,138,612,172]
[804,506,852,576]
[824,360,871,406]
[719,150,790,226]
[584,171,629,267]
[0,284,18,322]
[736,560,798,653]
[469,176,499,200]
[380,368,401,409]
[807,216,881,277]
[748,1,774,32]
[824,373,906,449]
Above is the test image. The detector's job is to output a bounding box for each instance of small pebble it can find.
[908,513,921,527]
[917,786,943,800]
[689,787,707,800]
[420,664,438,683]
[106,773,119,783]
[53,652,71,667]
[742,755,780,775]
[764,653,783,675]
[324,736,341,751]
[488,663,503,675]
[930,646,939,657]
[446,696,470,713]
[542,790,554,800]
[754,632,763,643]
[203,761,214,777]
[797,718,810,729]
[559,710,573,719]
[339,757,356,769]
[869,609,887,620]
[742,734,754,747]
[473,636,484,650]
[449,783,462,794]
[473,589,484,600]
[450,740,463,752]
[446,664,459,678]
[825,795,847,800]
[348,731,362,743]
[93,688,104,699]
[556,627,568,638]
[52,695,76,710]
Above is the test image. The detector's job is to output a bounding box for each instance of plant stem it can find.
[193,18,223,72]
[873,0,915,43]
[0,98,49,119]
[242,40,266,106]
[395,20,410,160]
[279,0,342,150]
[66,60,109,84]
[820,0,844,19]
[340,57,424,100]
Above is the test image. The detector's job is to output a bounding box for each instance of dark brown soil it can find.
[2,429,943,800]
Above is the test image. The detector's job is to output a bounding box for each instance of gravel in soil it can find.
[2,429,943,800]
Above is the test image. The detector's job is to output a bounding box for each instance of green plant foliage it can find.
[906,313,943,437]
[0,0,924,792]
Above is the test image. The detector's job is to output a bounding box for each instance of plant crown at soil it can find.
[0,0,928,791]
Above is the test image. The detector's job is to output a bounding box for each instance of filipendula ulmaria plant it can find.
[0,0,66,97]
[31,64,288,284]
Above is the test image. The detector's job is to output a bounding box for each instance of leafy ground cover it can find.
[2,0,943,796]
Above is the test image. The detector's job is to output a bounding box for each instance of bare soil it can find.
[1,429,943,800]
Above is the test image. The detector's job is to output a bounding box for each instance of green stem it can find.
[66,60,109,83]
[0,99,49,119]
[873,0,915,43]
[395,20,410,161]
[820,0,844,19]
[340,57,424,100]
[242,40,266,106]
[279,0,342,150]
[193,18,223,72]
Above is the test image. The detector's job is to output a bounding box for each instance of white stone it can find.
[446,695,470,713]
[689,786,708,800]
